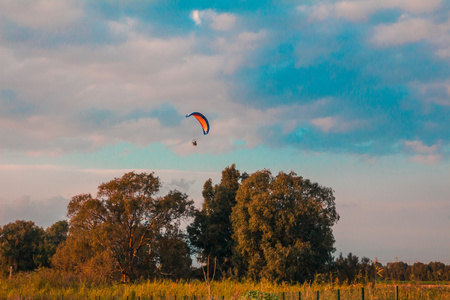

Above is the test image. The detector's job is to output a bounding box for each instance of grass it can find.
[1,269,450,299]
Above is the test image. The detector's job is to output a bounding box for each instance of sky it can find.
[1,0,449,264]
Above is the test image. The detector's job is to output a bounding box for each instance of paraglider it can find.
[186,112,209,146]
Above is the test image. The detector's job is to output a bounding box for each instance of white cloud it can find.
[0,164,222,220]
[305,0,442,22]
[334,1,376,22]
[108,18,138,36]
[311,116,368,133]
[403,140,443,164]
[309,4,333,21]
[311,117,335,132]
[371,17,436,46]
[211,13,236,31]
[404,140,438,154]
[370,15,450,61]
[213,30,267,74]
[412,81,450,106]
[389,0,443,14]
[303,1,450,61]
[0,10,271,156]
[0,196,69,228]
[0,27,206,153]
[0,0,84,30]
[411,154,443,165]
[214,31,266,54]
[191,9,236,31]
[191,10,201,25]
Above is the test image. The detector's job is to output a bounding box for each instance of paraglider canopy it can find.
[186,112,210,135]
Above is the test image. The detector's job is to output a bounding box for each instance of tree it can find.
[154,229,192,279]
[335,253,359,283]
[53,171,195,282]
[334,253,375,283]
[386,261,409,281]
[187,164,242,276]
[231,170,339,282]
[411,262,426,281]
[43,220,68,266]
[0,220,45,273]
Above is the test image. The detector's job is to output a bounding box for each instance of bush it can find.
[240,290,279,300]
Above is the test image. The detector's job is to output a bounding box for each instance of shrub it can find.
[240,290,279,300]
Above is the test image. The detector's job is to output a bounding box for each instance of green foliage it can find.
[334,253,375,284]
[232,170,339,282]
[52,233,119,283]
[0,221,45,273]
[0,220,67,274]
[53,171,196,282]
[155,229,192,279]
[188,164,242,276]
[189,166,340,282]
[332,253,450,284]
[385,261,450,282]
[240,290,279,300]
[4,167,450,291]
[44,220,68,265]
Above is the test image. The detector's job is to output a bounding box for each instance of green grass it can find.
[1,269,450,299]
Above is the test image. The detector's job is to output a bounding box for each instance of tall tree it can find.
[231,170,339,282]
[53,171,195,282]
[188,164,242,276]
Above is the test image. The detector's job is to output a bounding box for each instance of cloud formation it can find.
[303,0,442,22]
[1,0,450,264]
[0,196,69,228]
[0,0,84,30]
[0,1,449,162]
[191,9,237,31]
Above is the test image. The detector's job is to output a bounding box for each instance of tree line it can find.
[1,165,448,283]
[332,253,450,283]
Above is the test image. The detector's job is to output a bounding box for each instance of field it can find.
[1,270,450,299]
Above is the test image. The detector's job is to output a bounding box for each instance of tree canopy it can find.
[0,167,346,284]
[0,220,68,274]
[52,171,195,282]
[3,168,450,284]
[231,170,339,282]
[187,164,242,276]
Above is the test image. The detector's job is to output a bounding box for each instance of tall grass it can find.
[1,269,450,299]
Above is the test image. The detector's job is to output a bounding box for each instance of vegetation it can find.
[241,290,279,300]
[188,164,243,277]
[333,252,450,283]
[1,271,450,299]
[52,171,195,283]
[231,170,339,282]
[1,165,449,299]
[0,220,68,274]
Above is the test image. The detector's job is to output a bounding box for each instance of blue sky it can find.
[1,0,450,263]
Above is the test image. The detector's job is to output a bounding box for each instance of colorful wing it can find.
[186,112,210,135]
